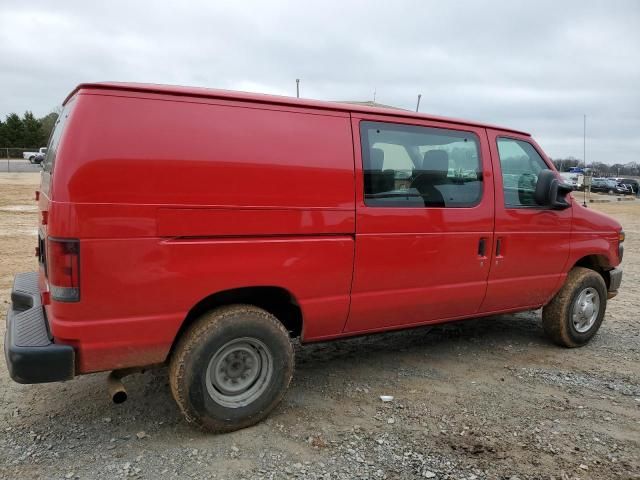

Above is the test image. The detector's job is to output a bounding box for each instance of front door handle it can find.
[496,237,502,257]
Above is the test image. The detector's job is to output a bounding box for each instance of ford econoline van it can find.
[5,82,623,432]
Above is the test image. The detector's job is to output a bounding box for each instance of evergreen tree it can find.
[4,113,24,146]
[0,119,7,146]
[22,111,42,147]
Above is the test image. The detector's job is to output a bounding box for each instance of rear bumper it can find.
[4,272,75,384]
[607,267,623,299]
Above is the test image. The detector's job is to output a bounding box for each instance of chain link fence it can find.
[0,148,43,172]
[0,147,43,159]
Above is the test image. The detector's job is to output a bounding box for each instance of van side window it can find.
[42,106,72,174]
[497,137,550,207]
[361,121,482,208]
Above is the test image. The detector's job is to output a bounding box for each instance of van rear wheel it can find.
[542,267,607,347]
[169,305,294,432]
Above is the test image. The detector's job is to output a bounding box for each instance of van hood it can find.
[573,199,622,233]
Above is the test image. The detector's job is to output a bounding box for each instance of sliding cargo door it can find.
[344,116,494,333]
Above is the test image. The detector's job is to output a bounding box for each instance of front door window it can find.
[497,137,549,207]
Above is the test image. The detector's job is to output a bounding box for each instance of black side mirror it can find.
[534,170,572,209]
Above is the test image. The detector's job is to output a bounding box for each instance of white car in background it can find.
[22,147,47,163]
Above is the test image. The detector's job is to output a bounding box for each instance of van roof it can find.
[66,82,530,136]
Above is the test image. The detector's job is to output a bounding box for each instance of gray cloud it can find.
[1,0,638,163]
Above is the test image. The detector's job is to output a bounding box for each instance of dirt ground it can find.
[0,173,638,480]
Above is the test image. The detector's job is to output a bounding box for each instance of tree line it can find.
[0,110,59,149]
[551,157,640,178]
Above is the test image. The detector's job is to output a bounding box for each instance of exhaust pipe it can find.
[107,372,128,404]
[106,367,142,404]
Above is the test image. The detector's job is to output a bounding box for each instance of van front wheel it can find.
[542,267,607,347]
[169,305,294,432]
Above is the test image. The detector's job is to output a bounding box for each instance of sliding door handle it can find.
[478,238,487,257]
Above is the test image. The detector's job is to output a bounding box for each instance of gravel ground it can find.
[1,173,638,480]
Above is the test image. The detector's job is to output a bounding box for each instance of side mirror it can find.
[534,170,572,209]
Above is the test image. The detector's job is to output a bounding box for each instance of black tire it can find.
[542,267,607,347]
[169,305,294,432]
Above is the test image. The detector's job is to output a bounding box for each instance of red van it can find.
[5,83,623,432]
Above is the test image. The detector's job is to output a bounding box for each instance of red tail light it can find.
[47,238,80,302]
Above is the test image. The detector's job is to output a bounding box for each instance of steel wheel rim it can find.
[205,337,273,408]
[572,287,600,333]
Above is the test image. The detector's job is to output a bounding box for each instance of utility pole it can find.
[583,114,588,207]
[296,79,300,98]
[416,94,422,112]
[583,114,586,169]
[373,88,376,103]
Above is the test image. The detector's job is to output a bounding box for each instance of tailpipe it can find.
[106,367,141,404]
[107,373,127,404]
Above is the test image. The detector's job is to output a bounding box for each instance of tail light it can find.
[47,238,80,302]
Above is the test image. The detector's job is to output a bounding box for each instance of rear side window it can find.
[497,137,549,207]
[361,121,482,208]
[42,104,72,174]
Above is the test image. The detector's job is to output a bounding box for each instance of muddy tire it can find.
[542,267,607,347]
[169,305,294,432]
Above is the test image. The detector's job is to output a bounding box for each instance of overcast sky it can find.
[1,0,638,164]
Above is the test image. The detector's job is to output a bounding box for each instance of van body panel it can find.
[568,203,621,268]
[48,235,354,372]
[53,93,355,209]
[156,207,354,237]
[345,115,495,332]
[38,89,357,373]
[40,202,355,239]
[47,201,158,238]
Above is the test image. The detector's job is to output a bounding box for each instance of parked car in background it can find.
[23,147,47,163]
[590,178,627,195]
[559,172,580,190]
[615,178,639,195]
[32,152,46,165]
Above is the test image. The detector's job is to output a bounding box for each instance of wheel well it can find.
[574,255,611,288]
[173,286,303,350]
